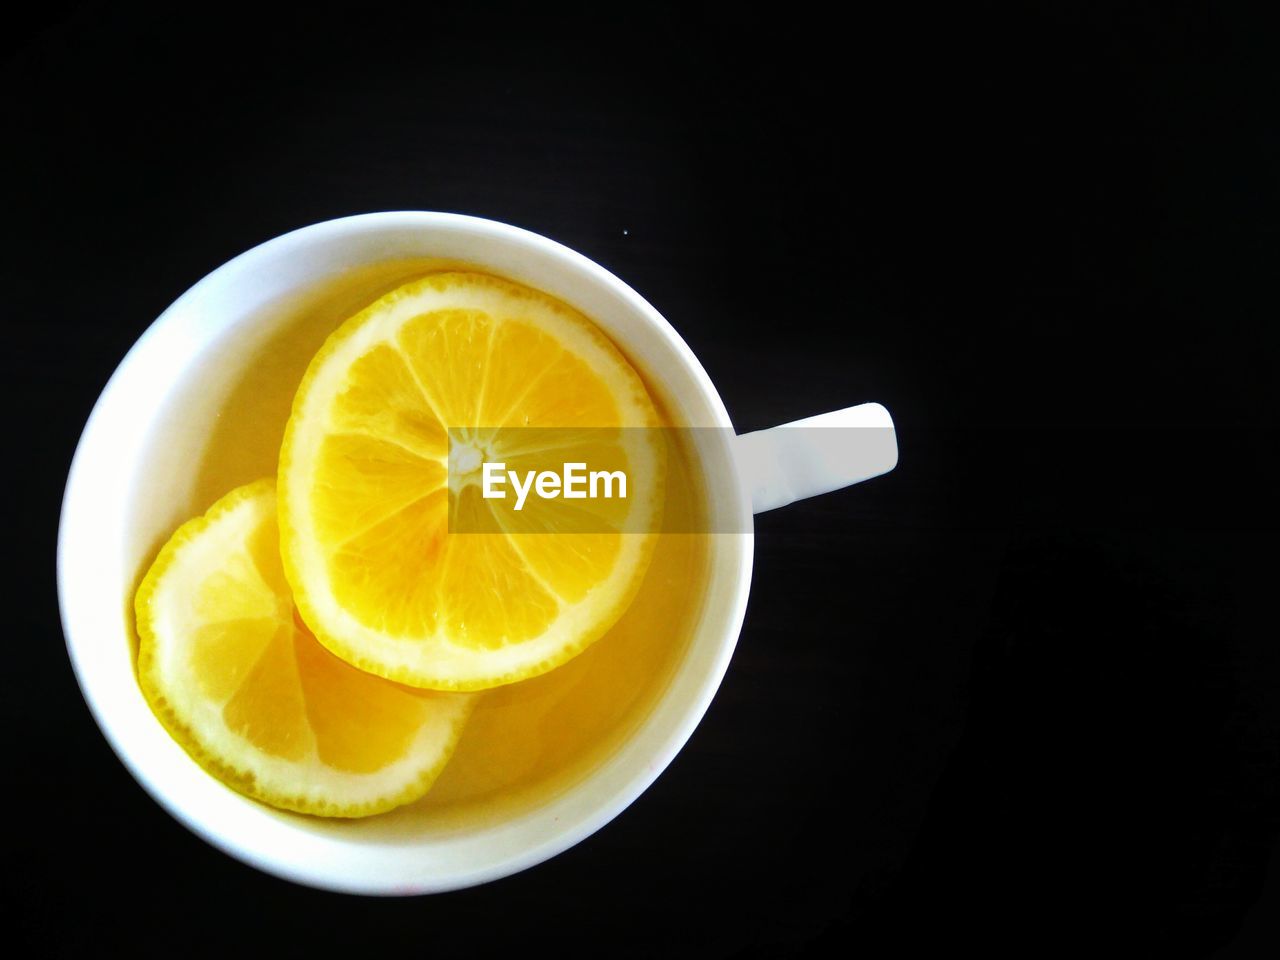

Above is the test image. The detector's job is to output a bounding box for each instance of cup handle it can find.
[732,403,898,515]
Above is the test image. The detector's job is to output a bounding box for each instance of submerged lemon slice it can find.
[279,271,663,691]
[135,480,473,817]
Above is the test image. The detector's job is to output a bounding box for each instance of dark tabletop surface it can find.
[6,2,1279,956]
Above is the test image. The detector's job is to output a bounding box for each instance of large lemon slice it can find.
[279,271,663,691]
[135,480,473,817]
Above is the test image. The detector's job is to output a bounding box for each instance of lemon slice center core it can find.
[453,441,485,476]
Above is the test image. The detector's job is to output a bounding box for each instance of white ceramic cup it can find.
[58,212,897,894]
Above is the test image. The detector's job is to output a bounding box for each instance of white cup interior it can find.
[58,212,754,893]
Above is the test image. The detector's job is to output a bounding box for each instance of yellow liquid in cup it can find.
[129,258,711,826]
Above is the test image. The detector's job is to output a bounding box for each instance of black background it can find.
[6,1,1279,955]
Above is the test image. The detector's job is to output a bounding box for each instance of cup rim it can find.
[57,211,755,893]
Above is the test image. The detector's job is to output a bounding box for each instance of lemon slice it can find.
[279,271,663,691]
[135,480,473,817]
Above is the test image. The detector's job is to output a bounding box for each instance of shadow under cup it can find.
[61,213,753,892]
